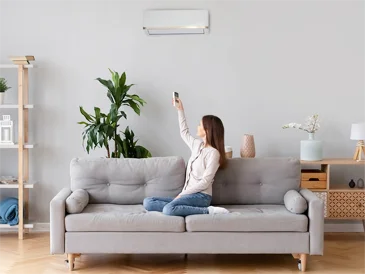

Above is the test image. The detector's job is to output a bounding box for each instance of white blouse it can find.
[177,110,220,196]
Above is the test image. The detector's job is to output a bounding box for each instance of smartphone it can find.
[173,92,179,106]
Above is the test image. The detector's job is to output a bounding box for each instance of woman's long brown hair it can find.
[202,115,227,169]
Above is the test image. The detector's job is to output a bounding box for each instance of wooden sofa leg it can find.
[299,254,307,272]
[67,254,75,271]
[292,253,307,271]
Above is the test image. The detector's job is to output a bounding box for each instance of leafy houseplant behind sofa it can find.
[50,156,324,272]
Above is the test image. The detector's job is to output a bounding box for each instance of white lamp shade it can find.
[350,123,365,140]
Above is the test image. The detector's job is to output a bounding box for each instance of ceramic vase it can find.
[300,133,323,161]
[357,178,364,189]
[240,134,255,158]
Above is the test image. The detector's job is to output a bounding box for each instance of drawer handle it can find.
[308,178,320,181]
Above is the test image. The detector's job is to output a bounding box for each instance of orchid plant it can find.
[282,114,320,134]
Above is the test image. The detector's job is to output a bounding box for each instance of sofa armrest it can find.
[300,188,324,255]
[50,188,72,254]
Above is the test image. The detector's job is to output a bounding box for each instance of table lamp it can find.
[350,123,365,161]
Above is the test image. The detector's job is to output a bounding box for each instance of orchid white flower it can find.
[282,114,320,133]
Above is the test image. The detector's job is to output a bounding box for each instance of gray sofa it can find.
[50,156,324,272]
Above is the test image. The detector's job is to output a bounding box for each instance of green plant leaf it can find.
[119,72,126,87]
[122,139,128,157]
[108,69,119,91]
[96,78,114,92]
[126,94,145,105]
[129,100,140,115]
[78,121,89,126]
[135,146,152,158]
[107,91,115,103]
[79,106,94,122]
[94,107,101,123]
[120,111,127,120]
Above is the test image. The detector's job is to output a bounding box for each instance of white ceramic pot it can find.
[0,93,4,104]
[300,133,323,161]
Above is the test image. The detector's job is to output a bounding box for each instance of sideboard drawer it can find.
[328,192,365,219]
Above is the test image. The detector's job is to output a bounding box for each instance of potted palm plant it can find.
[0,78,11,104]
[78,69,151,158]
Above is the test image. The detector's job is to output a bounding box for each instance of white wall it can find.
[0,0,364,224]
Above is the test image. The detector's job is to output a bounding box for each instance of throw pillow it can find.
[284,190,307,214]
[66,189,89,214]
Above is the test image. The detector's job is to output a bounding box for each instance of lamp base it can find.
[353,140,365,161]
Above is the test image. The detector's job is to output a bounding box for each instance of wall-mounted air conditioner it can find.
[143,10,209,35]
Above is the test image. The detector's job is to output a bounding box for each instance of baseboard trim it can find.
[324,223,364,233]
[34,223,50,232]
[1,223,364,233]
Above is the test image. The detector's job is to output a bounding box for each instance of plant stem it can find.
[114,128,117,158]
[106,145,110,158]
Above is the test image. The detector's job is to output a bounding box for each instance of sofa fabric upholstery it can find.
[65,204,185,232]
[50,188,72,254]
[185,204,308,232]
[70,156,186,204]
[212,157,300,205]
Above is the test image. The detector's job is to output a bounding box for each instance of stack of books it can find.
[9,56,35,65]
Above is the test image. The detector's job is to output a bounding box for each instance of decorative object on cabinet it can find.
[240,134,255,158]
[283,114,322,161]
[0,115,14,144]
[0,77,11,104]
[350,123,365,161]
[349,179,356,188]
[0,56,36,239]
[357,178,364,189]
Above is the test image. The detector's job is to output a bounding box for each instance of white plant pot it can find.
[0,93,4,104]
[300,133,323,161]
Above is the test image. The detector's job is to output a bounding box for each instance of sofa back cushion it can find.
[211,157,300,205]
[70,157,186,204]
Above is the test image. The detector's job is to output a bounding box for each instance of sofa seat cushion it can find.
[186,205,308,232]
[65,204,185,232]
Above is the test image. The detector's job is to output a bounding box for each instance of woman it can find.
[143,98,229,216]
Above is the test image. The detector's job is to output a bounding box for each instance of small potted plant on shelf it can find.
[0,78,11,104]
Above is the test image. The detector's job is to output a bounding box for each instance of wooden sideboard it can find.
[300,158,365,230]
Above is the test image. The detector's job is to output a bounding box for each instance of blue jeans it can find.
[143,192,212,217]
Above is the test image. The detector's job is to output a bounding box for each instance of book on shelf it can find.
[9,56,35,61]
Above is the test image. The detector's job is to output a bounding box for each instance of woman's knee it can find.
[162,204,175,216]
[143,197,154,210]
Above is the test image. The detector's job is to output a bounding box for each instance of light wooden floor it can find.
[0,232,364,274]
